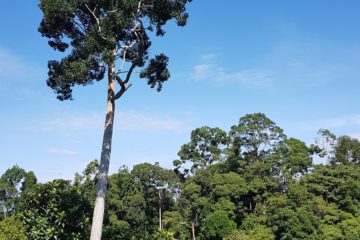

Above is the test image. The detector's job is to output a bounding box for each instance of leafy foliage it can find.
[39,0,192,100]
[0,166,36,219]
[230,113,286,162]
[0,216,27,240]
[175,126,229,175]
[2,113,360,239]
[331,136,360,165]
[18,179,92,239]
[224,225,275,240]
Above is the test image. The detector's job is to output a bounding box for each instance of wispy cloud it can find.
[29,111,190,135]
[0,47,43,100]
[0,48,40,80]
[0,48,26,79]
[42,113,103,133]
[263,42,344,87]
[193,63,273,87]
[116,111,189,133]
[200,53,217,61]
[322,116,360,129]
[295,115,360,132]
[192,52,273,87]
[45,148,78,156]
[321,115,360,129]
[192,43,360,88]
[193,64,212,81]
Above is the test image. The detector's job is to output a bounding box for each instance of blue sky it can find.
[1,1,360,181]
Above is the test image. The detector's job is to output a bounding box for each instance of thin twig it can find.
[73,17,87,35]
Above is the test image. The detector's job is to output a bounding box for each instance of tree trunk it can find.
[90,62,115,240]
[159,190,162,230]
[191,221,196,240]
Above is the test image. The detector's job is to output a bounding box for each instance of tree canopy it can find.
[39,0,191,100]
[1,113,360,239]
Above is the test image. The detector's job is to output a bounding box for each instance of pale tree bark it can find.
[90,61,116,240]
[191,221,196,240]
[159,190,162,230]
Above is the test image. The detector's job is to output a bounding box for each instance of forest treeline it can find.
[1,113,360,240]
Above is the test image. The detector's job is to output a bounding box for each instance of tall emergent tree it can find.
[38,0,191,239]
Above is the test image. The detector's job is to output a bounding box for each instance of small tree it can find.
[229,113,286,162]
[38,0,191,239]
[175,126,229,176]
[132,162,178,231]
[0,166,36,219]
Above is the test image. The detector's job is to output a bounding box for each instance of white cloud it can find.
[45,148,78,155]
[200,53,217,61]
[322,115,360,129]
[29,111,190,135]
[193,64,213,81]
[192,63,273,87]
[26,113,103,136]
[295,115,360,132]
[116,111,189,133]
[322,117,353,129]
[218,68,273,87]
[192,44,360,89]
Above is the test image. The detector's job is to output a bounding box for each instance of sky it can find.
[1,0,360,182]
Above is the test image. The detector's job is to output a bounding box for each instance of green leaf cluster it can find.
[0,216,27,240]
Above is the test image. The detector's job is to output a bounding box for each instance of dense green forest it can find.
[1,113,360,240]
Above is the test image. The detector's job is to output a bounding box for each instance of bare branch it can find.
[73,20,86,35]
[120,42,136,50]
[69,13,87,35]
[115,75,124,87]
[85,3,107,40]
[136,0,143,15]
[114,61,136,100]
[119,50,127,72]
[124,63,136,84]
[132,0,146,41]
[85,4,97,23]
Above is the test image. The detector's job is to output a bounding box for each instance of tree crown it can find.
[39,0,191,100]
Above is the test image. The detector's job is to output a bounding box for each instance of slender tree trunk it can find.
[159,190,162,230]
[191,221,196,240]
[90,62,116,240]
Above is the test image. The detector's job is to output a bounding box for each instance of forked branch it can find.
[114,83,132,100]
[85,3,107,40]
